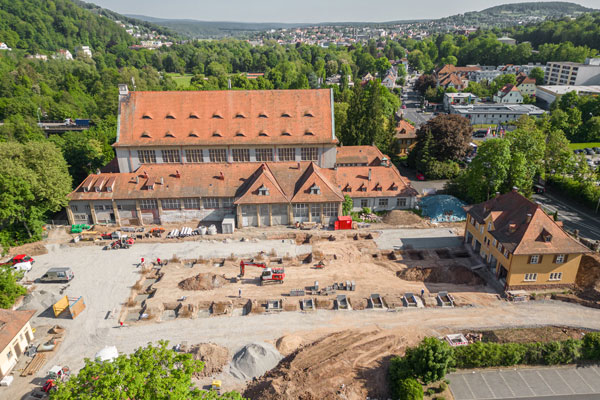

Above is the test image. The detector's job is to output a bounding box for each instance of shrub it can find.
[405,337,454,384]
[426,160,461,180]
[426,388,436,396]
[583,332,600,360]
[395,378,424,400]
[547,175,600,210]
[438,382,448,392]
[389,356,412,393]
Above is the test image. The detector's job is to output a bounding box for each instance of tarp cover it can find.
[419,195,466,222]
[95,346,118,362]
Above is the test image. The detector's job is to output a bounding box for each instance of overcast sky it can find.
[86,0,598,23]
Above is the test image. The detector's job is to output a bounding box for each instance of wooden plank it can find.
[21,353,47,376]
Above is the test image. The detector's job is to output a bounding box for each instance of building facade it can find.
[395,119,417,156]
[0,310,35,378]
[443,93,479,111]
[464,190,589,290]
[493,84,524,104]
[536,85,600,109]
[68,87,417,228]
[449,104,545,125]
[545,58,600,86]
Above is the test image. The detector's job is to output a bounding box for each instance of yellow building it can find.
[463,189,590,290]
[395,119,417,157]
[0,309,35,378]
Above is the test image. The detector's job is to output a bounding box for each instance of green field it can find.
[166,73,193,88]
[568,142,600,150]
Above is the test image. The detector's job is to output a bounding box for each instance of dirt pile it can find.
[244,329,407,400]
[229,343,282,380]
[575,254,600,301]
[397,265,484,286]
[8,241,48,257]
[187,343,230,377]
[383,210,426,227]
[275,335,305,355]
[178,273,228,291]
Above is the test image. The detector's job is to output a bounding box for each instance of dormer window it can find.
[304,131,315,136]
[235,132,246,137]
[281,112,291,118]
[281,131,292,136]
[142,114,152,120]
[258,185,269,196]
[189,113,199,119]
[165,132,175,138]
[304,111,314,117]
[310,184,321,195]
[258,113,268,118]
[212,132,222,137]
[343,184,352,192]
[235,113,246,119]
[543,233,552,242]
[258,131,269,137]
[188,132,199,137]
[359,183,366,192]
[141,132,151,138]
[212,113,223,119]
[166,114,176,119]
[390,183,398,191]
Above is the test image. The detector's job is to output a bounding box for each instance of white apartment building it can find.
[545,58,600,86]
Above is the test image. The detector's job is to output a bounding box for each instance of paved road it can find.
[449,366,600,400]
[532,191,600,241]
[399,84,434,127]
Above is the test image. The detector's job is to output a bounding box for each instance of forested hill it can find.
[511,12,600,49]
[0,0,134,52]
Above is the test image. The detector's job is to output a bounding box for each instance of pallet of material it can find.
[21,353,47,377]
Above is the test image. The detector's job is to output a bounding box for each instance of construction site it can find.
[2,217,600,400]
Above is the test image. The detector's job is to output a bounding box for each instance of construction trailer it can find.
[52,296,86,319]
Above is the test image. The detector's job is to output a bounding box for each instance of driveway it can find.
[449,366,600,400]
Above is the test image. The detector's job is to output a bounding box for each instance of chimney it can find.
[160,177,164,185]
[297,162,300,169]
[526,213,532,223]
[143,170,148,179]
[95,168,100,174]
[219,171,225,180]
[175,170,181,178]
[118,84,128,97]
[368,168,372,181]
[227,79,232,89]
[495,192,500,198]
[512,186,518,192]
[135,176,139,184]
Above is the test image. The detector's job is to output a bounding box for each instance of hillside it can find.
[437,1,596,28]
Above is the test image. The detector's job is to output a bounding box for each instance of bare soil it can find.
[179,273,229,291]
[186,343,230,377]
[8,241,48,257]
[383,210,428,227]
[397,264,485,286]
[575,254,600,301]
[477,326,591,344]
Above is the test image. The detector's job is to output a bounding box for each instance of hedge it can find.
[547,175,600,210]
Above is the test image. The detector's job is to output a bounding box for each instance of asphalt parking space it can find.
[449,366,600,400]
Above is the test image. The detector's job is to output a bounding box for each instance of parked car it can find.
[401,104,406,109]
[573,149,582,154]
[40,267,74,283]
[12,261,33,272]
[473,130,487,138]
[416,172,425,181]
[593,147,600,154]
[1,254,35,267]
[584,148,594,155]
[533,184,545,194]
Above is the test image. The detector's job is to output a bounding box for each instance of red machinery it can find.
[239,260,285,284]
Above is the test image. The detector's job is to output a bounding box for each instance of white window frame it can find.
[138,150,157,164]
[487,222,492,231]
[310,204,320,218]
[503,249,509,258]
[293,203,308,217]
[140,199,157,209]
[162,149,181,163]
[549,272,563,281]
[256,148,273,162]
[524,273,538,282]
[232,148,250,162]
[183,198,200,209]
[222,198,234,208]
[492,239,497,247]
[555,254,565,264]
[185,149,203,163]
[398,198,407,207]
[161,199,180,210]
[203,197,219,209]
[530,255,540,264]
[209,149,227,162]
[480,225,484,234]
[360,199,369,208]
[379,198,389,207]
[301,147,318,161]
[323,203,337,217]
[278,148,295,161]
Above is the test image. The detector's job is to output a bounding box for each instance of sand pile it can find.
[275,335,305,355]
[383,210,426,227]
[187,343,230,377]
[244,329,408,400]
[397,265,484,286]
[9,241,48,257]
[575,254,600,301]
[178,273,228,291]
[229,343,282,380]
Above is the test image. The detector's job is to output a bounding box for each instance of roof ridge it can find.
[261,163,290,201]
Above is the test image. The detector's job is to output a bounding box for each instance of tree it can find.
[342,195,353,216]
[375,57,392,77]
[397,378,424,400]
[529,67,545,85]
[414,74,436,95]
[0,142,71,248]
[412,114,472,163]
[403,337,454,384]
[0,267,27,308]
[51,341,244,399]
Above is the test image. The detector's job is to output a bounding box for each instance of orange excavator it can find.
[239,260,285,285]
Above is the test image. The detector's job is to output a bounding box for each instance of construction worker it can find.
[421,288,425,297]
[238,288,242,298]
[157,257,161,266]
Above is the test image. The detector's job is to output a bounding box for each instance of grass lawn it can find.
[166,73,193,88]
[568,142,600,150]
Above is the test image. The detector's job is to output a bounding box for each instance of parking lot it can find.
[449,366,600,400]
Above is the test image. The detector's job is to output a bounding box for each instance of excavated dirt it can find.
[383,210,428,227]
[178,273,229,291]
[478,326,591,344]
[575,254,600,301]
[397,264,485,286]
[187,343,230,377]
[8,241,48,257]
[275,335,305,356]
[244,329,412,400]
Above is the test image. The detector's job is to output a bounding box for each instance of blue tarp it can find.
[418,195,467,223]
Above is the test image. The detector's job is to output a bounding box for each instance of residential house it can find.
[497,37,516,46]
[0,310,35,378]
[381,72,396,89]
[75,45,93,58]
[395,119,417,156]
[67,87,417,228]
[0,42,11,51]
[493,84,524,104]
[26,54,48,61]
[438,73,468,91]
[515,74,537,97]
[464,189,590,290]
[53,49,73,60]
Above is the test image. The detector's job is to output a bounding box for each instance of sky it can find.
[87,0,599,23]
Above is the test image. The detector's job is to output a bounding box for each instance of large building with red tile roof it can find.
[0,309,35,378]
[464,189,590,290]
[67,86,417,228]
